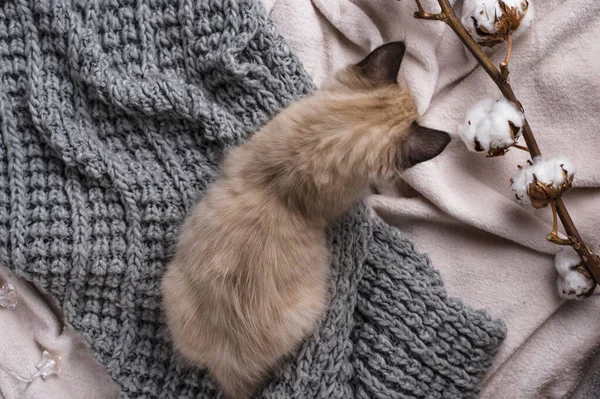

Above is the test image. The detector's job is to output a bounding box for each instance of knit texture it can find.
[0,0,506,397]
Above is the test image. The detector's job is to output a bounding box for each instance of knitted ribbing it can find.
[0,0,506,398]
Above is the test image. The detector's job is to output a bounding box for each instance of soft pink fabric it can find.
[264,0,600,397]
[0,267,120,399]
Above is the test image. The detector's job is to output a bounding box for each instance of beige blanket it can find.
[264,0,600,397]
[0,267,119,399]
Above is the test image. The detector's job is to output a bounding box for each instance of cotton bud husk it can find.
[462,0,535,47]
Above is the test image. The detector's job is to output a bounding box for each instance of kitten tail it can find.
[212,364,263,399]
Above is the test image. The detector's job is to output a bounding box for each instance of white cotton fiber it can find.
[516,0,535,34]
[458,97,524,153]
[462,0,503,40]
[511,164,533,203]
[511,156,576,204]
[555,246,583,277]
[555,247,595,299]
[461,0,535,45]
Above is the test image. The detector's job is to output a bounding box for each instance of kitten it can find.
[161,42,451,399]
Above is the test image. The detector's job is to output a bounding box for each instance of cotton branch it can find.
[500,34,512,81]
[414,0,600,290]
[413,0,447,20]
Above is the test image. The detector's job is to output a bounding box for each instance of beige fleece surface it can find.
[0,266,119,399]
[263,0,600,397]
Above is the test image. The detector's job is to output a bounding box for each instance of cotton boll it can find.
[531,161,562,186]
[511,165,533,203]
[511,156,575,208]
[555,247,595,299]
[462,0,503,44]
[555,246,583,277]
[458,97,524,155]
[553,156,576,178]
[457,97,494,151]
[557,272,595,300]
[464,97,496,127]
[531,157,576,188]
[488,101,523,149]
[461,0,534,47]
[490,99,525,130]
[474,118,493,151]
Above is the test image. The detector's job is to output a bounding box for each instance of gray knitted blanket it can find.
[0,0,506,397]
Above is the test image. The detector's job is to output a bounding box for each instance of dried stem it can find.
[512,144,529,152]
[503,33,513,66]
[413,1,447,21]
[415,0,600,286]
[415,0,426,14]
[550,200,559,235]
[546,201,571,245]
[500,34,512,81]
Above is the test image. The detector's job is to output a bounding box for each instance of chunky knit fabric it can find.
[0,0,506,397]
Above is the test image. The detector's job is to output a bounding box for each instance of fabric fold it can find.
[0,0,504,397]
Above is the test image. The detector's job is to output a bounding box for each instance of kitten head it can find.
[322,41,451,169]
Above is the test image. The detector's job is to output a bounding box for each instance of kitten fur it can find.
[161,42,451,399]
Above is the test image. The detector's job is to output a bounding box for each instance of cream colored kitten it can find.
[162,42,451,399]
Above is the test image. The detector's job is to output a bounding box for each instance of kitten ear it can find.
[355,42,406,86]
[401,123,451,169]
